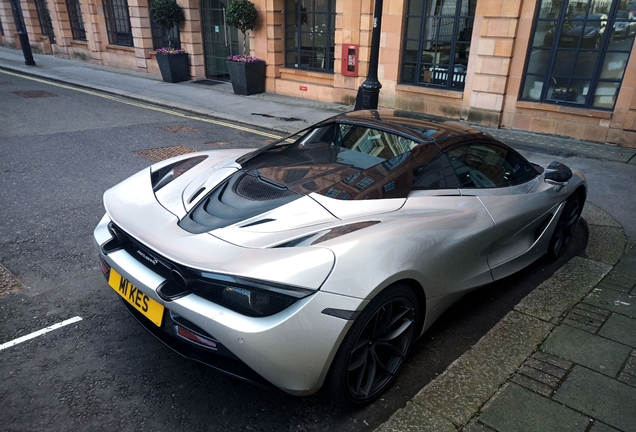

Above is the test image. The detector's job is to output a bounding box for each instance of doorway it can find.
[201,0,241,79]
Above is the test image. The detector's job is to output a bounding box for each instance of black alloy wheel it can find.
[547,191,584,260]
[323,284,419,407]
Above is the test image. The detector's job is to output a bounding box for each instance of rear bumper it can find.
[120,297,274,389]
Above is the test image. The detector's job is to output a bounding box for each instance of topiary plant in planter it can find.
[225,0,265,95]
[150,0,189,83]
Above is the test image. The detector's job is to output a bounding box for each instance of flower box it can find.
[226,56,265,95]
[155,50,189,83]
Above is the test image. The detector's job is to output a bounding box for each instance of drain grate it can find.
[158,125,201,133]
[205,141,231,147]
[11,90,58,98]
[133,145,198,162]
[0,263,26,297]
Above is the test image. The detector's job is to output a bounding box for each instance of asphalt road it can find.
[0,73,589,431]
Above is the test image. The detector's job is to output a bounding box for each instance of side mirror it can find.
[545,161,573,183]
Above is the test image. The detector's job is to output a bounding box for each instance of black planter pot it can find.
[156,53,189,83]
[226,60,266,95]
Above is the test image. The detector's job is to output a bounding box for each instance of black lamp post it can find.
[10,0,36,66]
[353,0,383,110]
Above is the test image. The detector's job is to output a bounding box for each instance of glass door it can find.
[201,0,240,79]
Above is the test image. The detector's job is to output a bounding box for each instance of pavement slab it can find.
[585,225,628,265]
[514,257,611,323]
[554,366,636,432]
[410,311,553,426]
[584,288,636,318]
[590,422,622,432]
[598,314,636,347]
[540,325,632,377]
[582,203,623,229]
[375,402,457,432]
[478,383,590,432]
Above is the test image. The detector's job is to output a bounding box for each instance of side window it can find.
[447,143,538,188]
[336,125,419,169]
[413,153,461,189]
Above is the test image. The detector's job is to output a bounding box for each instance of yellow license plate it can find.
[108,269,164,327]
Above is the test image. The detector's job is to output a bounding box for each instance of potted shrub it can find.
[225,0,265,95]
[150,0,189,83]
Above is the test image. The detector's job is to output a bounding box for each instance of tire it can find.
[322,284,419,407]
[546,191,584,261]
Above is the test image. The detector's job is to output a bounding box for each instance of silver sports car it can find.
[94,109,586,406]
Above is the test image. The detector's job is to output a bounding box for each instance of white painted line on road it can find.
[0,316,83,351]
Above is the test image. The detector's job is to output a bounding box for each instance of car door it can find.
[404,151,496,296]
[446,141,565,280]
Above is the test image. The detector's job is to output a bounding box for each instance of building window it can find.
[355,177,375,190]
[103,0,133,46]
[521,0,634,110]
[149,0,180,49]
[66,0,86,41]
[401,0,476,90]
[285,0,336,72]
[34,0,56,44]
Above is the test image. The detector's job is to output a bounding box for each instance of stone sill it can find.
[396,84,464,99]
[516,101,612,119]
[279,68,334,86]
[105,44,135,54]
[70,40,88,47]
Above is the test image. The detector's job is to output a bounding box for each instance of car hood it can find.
[105,149,404,251]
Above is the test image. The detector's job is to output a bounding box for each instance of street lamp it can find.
[10,0,36,66]
[353,0,383,110]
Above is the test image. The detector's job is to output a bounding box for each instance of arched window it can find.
[521,0,635,110]
[401,0,477,90]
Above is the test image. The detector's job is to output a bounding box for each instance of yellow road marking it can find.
[0,69,284,140]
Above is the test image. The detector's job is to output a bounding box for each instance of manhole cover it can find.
[133,145,198,162]
[205,141,231,147]
[10,90,58,98]
[158,125,201,133]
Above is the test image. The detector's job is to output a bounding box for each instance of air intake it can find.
[236,174,296,201]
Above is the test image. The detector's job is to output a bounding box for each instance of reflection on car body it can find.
[94,109,587,406]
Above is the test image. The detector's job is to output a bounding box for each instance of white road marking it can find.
[0,316,83,351]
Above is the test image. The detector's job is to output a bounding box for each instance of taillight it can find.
[176,326,217,349]
[99,257,111,279]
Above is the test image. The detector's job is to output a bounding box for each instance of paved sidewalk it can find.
[1,46,635,164]
[3,46,636,432]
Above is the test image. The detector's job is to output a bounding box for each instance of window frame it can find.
[34,0,56,44]
[401,0,476,90]
[519,0,635,111]
[66,0,86,41]
[284,0,336,73]
[103,0,134,47]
